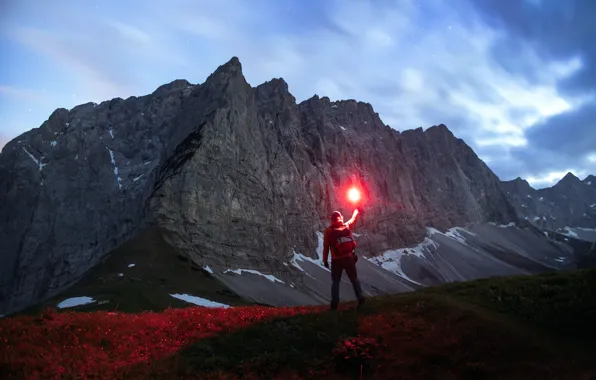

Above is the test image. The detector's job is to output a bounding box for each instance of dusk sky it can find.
[1,0,594,188]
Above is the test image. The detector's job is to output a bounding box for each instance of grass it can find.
[18,227,253,316]
[2,268,595,379]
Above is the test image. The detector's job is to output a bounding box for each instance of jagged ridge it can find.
[0,57,525,315]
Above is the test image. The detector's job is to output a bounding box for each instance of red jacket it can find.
[323,211,359,263]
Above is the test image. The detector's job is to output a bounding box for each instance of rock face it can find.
[0,57,520,315]
[501,172,596,231]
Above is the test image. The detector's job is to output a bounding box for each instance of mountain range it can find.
[1,57,594,317]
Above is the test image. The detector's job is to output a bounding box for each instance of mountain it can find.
[501,172,596,234]
[0,57,590,317]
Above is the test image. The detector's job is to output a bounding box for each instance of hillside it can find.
[501,173,596,233]
[1,56,595,318]
[0,56,519,316]
[1,269,595,379]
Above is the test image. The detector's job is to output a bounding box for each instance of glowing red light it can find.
[347,188,361,203]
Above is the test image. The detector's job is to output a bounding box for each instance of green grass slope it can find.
[2,268,595,379]
[19,227,253,316]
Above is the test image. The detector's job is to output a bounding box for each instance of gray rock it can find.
[0,56,555,315]
[501,172,596,230]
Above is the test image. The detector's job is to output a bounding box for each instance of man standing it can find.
[323,209,366,311]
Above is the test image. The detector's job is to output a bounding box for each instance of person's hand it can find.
[323,261,329,269]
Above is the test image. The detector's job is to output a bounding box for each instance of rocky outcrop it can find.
[501,172,596,231]
[0,57,519,315]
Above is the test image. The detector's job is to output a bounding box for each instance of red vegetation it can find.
[0,306,321,380]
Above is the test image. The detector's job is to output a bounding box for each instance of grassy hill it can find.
[1,268,595,379]
[16,227,254,316]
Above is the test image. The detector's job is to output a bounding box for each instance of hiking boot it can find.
[357,298,366,310]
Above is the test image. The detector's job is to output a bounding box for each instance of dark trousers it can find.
[331,256,364,305]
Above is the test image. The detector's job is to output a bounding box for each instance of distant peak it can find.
[556,172,581,187]
[584,174,595,182]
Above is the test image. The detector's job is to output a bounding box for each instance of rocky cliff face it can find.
[0,57,518,315]
[501,172,596,231]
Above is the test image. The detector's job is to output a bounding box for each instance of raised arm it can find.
[344,209,359,227]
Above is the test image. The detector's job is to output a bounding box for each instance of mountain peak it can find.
[153,79,192,97]
[553,172,581,187]
[557,172,580,185]
[199,56,250,100]
[213,56,243,77]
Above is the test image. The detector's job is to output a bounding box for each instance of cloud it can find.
[9,25,138,102]
[469,0,596,186]
[0,86,49,102]
[2,0,593,188]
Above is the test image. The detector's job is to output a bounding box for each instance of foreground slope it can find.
[1,269,595,379]
[0,57,520,315]
[24,220,584,314]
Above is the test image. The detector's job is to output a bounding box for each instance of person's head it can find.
[330,211,343,224]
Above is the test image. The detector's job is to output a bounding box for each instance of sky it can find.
[0,0,594,189]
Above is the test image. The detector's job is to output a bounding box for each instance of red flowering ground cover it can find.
[0,305,323,379]
[2,269,595,379]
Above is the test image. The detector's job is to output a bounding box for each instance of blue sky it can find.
[1,0,594,188]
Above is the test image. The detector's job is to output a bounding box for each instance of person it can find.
[323,208,366,311]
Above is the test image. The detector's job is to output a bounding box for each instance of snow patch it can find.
[539,197,544,201]
[51,141,57,147]
[555,257,565,263]
[144,161,151,165]
[292,236,330,273]
[332,104,338,108]
[109,129,114,139]
[204,266,213,274]
[526,194,532,198]
[75,154,79,160]
[224,269,285,284]
[128,263,136,268]
[444,228,469,244]
[366,238,436,285]
[170,294,230,308]
[290,249,316,278]
[57,296,96,309]
[562,227,579,239]
[498,222,516,228]
[106,147,123,189]
[590,204,596,208]
[118,273,123,277]
[22,148,46,171]
[132,174,144,182]
[340,126,347,131]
